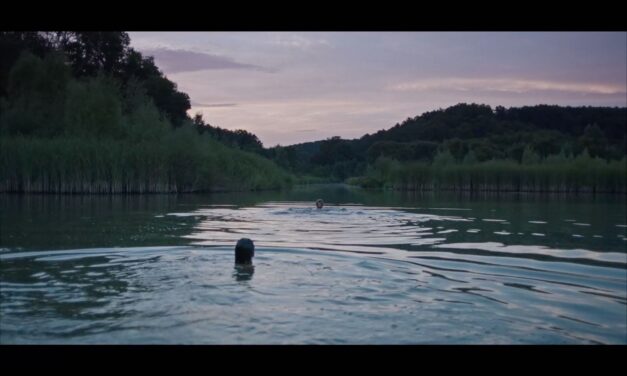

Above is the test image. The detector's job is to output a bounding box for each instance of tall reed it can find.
[349,155,626,193]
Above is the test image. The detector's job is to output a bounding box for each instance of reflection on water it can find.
[0,185,626,344]
[234,265,255,282]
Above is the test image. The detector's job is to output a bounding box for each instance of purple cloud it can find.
[143,48,274,74]
[129,32,626,146]
[191,102,238,108]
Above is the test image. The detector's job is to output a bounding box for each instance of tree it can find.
[531,130,563,157]
[579,123,607,158]
[0,32,53,97]
[142,75,190,126]
[433,149,456,166]
[463,150,478,164]
[64,74,123,138]
[0,51,70,136]
[59,32,131,77]
[311,137,355,165]
[444,138,468,161]
[121,49,161,82]
[494,105,507,119]
[521,145,541,164]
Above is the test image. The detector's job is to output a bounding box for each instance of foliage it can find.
[1,32,625,194]
[348,152,626,193]
[0,33,292,193]
[272,103,626,188]
[0,31,190,126]
[0,128,293,193]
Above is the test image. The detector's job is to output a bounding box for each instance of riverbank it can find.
[346,156,627,194]
[0,135,293,193]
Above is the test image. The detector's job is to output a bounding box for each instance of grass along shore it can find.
[346,153,627,194]
[0,132,293,193]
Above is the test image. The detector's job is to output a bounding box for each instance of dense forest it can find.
[1,32,625,194]
[266,104,626,193]
[0,32,290,193]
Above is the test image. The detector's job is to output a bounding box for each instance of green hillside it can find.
[0,32,292,193]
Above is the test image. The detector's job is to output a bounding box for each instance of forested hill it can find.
[0,32,288,193]
[0,32,263,152]
[265,103,627,180]
[1,32,625,193]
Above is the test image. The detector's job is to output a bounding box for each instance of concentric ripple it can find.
[1,190,626,344]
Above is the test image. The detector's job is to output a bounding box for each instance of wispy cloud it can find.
[129,32,626,145]
[388,78,626,95]
[191,102,238,108]
[142,48,275,74]
[270,34,330,50]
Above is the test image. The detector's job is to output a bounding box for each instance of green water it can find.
[1,185,626,344]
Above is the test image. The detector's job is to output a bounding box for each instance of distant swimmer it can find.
[235,238,255,265]
[316,199,324,209]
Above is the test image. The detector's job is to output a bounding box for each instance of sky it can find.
[128,32,627,147]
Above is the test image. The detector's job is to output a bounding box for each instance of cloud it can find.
[129,32,626,146]
[142,48,274,74]
[270,34,330,50]
[191,102,238,108]
[388,78,626,95]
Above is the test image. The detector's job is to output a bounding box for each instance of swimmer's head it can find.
[235,238,255,265]
[316,199,324,209]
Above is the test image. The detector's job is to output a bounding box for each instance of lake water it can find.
[1,185,626,344]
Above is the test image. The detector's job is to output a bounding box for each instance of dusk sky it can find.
[128,32,627,146]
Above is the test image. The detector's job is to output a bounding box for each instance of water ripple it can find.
[1,198,625,344]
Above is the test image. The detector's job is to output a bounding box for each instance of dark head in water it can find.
[316,199,324,209]
[235,238,255,265]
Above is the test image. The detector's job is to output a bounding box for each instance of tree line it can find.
[0,32,290,193]
[266,103,626,192]
[1,32,624,194]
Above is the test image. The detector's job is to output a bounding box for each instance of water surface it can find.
[1,185,625,344]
